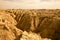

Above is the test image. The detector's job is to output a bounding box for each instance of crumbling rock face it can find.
[16,13,31,32]
[13,9,60,40]
[0,9,60,40]
[0,12,22,40]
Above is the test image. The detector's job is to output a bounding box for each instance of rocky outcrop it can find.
[0,12,22,40]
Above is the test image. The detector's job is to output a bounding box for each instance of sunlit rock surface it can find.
[20,31,51,40]
[0,11,22,40]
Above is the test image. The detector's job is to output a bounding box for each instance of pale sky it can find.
[0,0,60,9]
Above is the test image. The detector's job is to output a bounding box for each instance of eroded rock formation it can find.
[0,9,60,40]
[0,11,22,40]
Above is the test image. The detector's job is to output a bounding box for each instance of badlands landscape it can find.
[0,9,60,40]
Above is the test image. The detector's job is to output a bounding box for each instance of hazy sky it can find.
[0,0,60,9]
